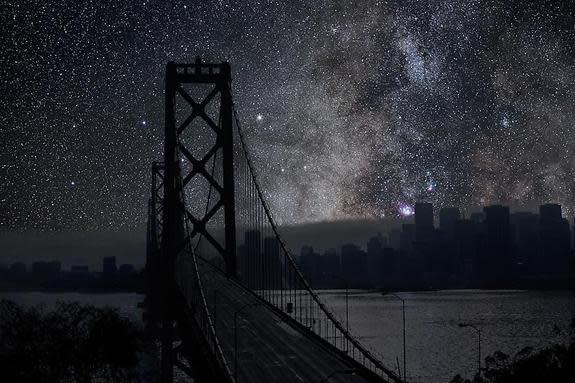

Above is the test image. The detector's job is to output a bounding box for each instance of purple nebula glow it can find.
[398,203,414,217]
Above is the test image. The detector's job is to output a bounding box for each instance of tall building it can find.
[440,207,461,239]
[102,256,117,278]
[400,224,415,253]
[340,244,367,287]
[414,203,443,285]
[539,204,570,273]
[453,219,480,283]
[470,212,485,223]
[28,261,60,286]
[540,204,561,223]
[239,230,262,288]
[415,202,434,241]
[389,229,402,249]
[382,247,397,281]
[321,249,340,283]
[119,264,136,275]
[299,245,319,285]
[71,265,90,275]
[9,262,26,279]
[511,212,539,272]
[439,207,462,284]
[366,235,384,286]
[480,205,512,285]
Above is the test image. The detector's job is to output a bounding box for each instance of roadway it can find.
[177,256,390,383]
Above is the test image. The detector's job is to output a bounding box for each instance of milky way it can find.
[1,0,574,231]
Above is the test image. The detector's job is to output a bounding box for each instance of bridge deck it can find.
[181,257,384,383]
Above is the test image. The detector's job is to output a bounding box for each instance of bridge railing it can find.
[232,104,403,383]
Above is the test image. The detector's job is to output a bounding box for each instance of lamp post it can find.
[234,302,264,382]
[328,275,349,333]
[327,274,349,352]
[390,293,406,382]
[319,368,356,382]
[459,323,481,377]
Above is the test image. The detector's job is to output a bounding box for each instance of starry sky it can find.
[1,0,575,233]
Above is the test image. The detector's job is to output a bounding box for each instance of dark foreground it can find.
[0,297,573,383]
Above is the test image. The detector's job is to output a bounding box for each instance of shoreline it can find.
[1,286,573,295]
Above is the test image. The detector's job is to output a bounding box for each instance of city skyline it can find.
[234,201,574,290]
[2,200,575,266]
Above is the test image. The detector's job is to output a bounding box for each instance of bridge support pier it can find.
[158,58,238,383]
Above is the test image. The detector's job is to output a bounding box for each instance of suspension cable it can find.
[230,96,402,383]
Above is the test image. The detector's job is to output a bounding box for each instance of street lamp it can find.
[234,302,264,382]
[327,276,349,332]
[389,294,407,382]
[326,274,349,352]
[459,323,481,377]
[319,368,356,382]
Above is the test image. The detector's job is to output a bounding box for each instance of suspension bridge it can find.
[145,59,405,383]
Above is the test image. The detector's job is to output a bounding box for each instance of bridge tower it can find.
[163,58,237,277]
[161,58,237,382]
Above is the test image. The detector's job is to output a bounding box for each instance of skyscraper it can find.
[298,245,318,285]
[367,235,384,286]
[439,207,461,239]
[239,230,262,288]
[102,256,117,276]
[481,205,512,285]
[415,202,434,242]
[511,212,540,272]
[264,236,282,288]
[453,219,480,283]
[540,204,561,223]
[470,212,485,223]
[539,204,570,273]
[341,244,367,287]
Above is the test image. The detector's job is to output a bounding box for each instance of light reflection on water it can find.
[1,289,573,383]
[319,289,575,383]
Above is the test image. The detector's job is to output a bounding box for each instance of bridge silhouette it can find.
[145,59,404,383]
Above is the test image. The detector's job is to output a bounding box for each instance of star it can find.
[0,0,573,231]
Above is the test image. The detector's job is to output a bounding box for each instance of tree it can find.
[451,318,575,383]
[0,300,153,382]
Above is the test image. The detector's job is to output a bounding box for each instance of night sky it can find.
[1,0,575,233]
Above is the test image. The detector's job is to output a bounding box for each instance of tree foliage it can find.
[451,318,575,383]
[0,299,151,383]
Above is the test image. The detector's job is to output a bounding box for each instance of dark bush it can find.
[0,299,150,383]
[450,318,575,383]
